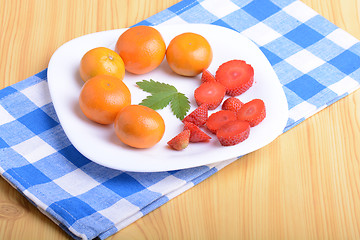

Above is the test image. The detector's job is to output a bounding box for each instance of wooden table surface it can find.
[0,0,359,239]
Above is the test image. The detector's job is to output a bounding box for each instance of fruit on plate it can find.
[115,25,166,74]
[166,32,213,77]
[222,97,243,112]
[182,103,208,126]
[183,121,211,142]
[206,110,237,134]
[114,105,165,149]
[216,120,250,146]
[194,82,226,110]
[79,47,125,82]
[201,69,216,83]
[79,74,131,124]
[215,60,254,96]
[237,99,266,127]
[167,129,190,150]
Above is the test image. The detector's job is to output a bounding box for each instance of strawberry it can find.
[206,110,237,134]
[216,120,250,146]
[183,121,211,142]
[215,60,254,96]
[194,82,226,110]
[167,129,190,150]
[222,97,243,112]
[201,69,216,83]
[237,99,266,127]
[182,104,208,126]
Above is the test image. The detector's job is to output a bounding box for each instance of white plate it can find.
[47,24,288,172]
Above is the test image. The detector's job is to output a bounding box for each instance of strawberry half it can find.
[215,60,254,96]
[222,97,243,112]
[182,104,208,126]
[216,120,250,146]
[194,82,226,110]
[201,69,216,83]
[237,99,266,127]
[167,129,190,150]
[206,110,237,134]
[183,121,211,142]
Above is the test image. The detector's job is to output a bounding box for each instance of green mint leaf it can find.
[170,92,190,120]
[139,91,176,110]
[137,79,190,120]
[136,79,177,94]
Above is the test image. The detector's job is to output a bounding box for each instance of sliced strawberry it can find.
[216,120,250,146]
[237,99,266,127]
[167,129,190,150]
[201,69,216,83]
[183,121,211,142]
[194,82,226,110]
[206,110,237,134]
[215,60,254,96]
[182,104,208,126]
[222,97,243,112]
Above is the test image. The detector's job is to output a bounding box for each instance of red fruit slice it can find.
[183,121,211,142]
[215,60,254,96]
[201,69,216,83]
[194,82,226,110]
[206,110,237,134]
[237,99,266,127]
[222,97,243,112]
[167,129,190,150]
[182,104,208,126]
[216,120,250,146]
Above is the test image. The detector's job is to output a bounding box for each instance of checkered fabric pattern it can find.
[0,0,359,239]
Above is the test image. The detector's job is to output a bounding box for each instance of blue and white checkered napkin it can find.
[1,0,359,239]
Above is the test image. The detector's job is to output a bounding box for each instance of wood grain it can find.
[0,0,359,239]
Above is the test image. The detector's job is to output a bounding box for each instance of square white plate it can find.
[47,24,288,172]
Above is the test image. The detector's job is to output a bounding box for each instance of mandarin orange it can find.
[115,25,166,75]
[79,47,125,82]
[166,32,213,77]
[114,105,165,149]
[79,75,131,124]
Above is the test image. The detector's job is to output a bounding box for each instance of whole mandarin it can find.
[79,75,131,124]
[79,47,125,82]
[166,32,212,77]
[114,105,165,149]
[115,26,166,75]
